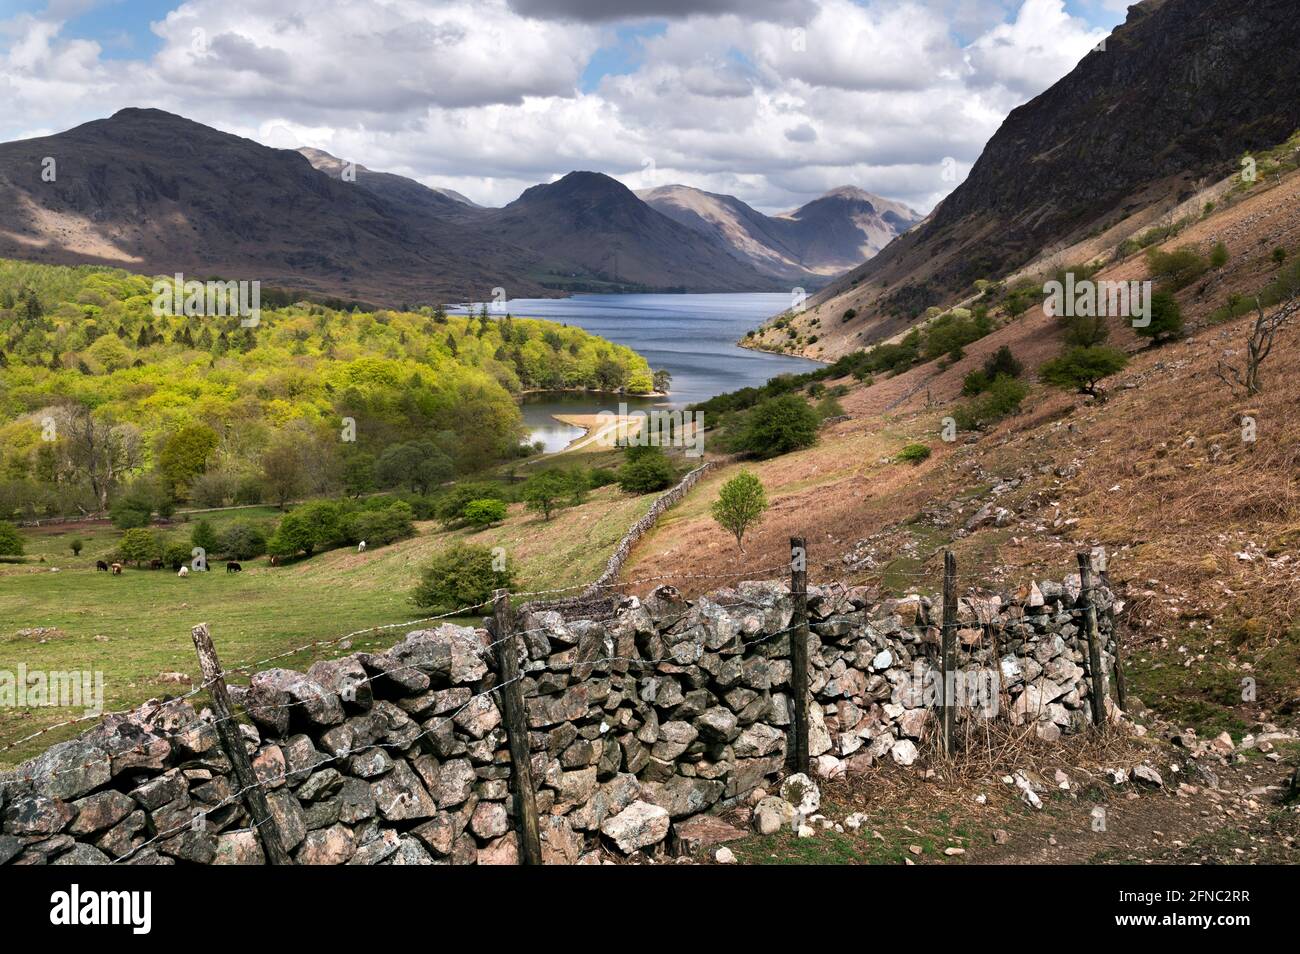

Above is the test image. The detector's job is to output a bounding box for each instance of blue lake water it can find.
[452,293,821,451]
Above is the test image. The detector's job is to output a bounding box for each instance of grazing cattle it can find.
[96,560,109,572]
[226,561,242,574]
[177,565,189,577]
[150,558,164,570]
[358,540,367,552]
[110,563,123,575]
[269,555,280,567]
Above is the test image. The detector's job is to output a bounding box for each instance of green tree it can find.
[69,537,84,556]
[735,394,819,458]
[261,439,305,510]
[0,521,24,556]
[375,441,453,494]
[191,519,219,555]
[267,510,315,558]
[216,521,268,560]
[411,543,514,612]
[342,452,376,498]
[710,471,768,552]
[158,423,219,497]
[1137,291,1183,345]
[522,470,571,521]
[1039,346,1129,398]
[118,527,161,566]
[617,447,676,494]
[463,498,507,528]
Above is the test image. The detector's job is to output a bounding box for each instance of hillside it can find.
[480,172,780,293]
[0,108,552,305]
[754,0,1300,358]
[298,147,487,225]
[639,184,920,283]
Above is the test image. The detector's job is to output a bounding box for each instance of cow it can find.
[96,560,109,572]
[269,555,281,567]
[358,540,367,552]
[226,561,242,574]
[177,565,189,577]
[110,563,123,575]
[150,558,164,570]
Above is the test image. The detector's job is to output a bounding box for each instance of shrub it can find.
[343,501,415,546]
[411,544,514,612]
[1273,246,1288,265]
[463,498,508,528]
[190,470,237,508]
[710,471,768,551]
[69,537,83,556]
[0,521,23,556]
[432,483,508,527]
[953,375,1029,430]
[162,539,193,570]
[734,395,819,458]
[1210,241,1229,269]
[897,443,932,465]
[1039,346,1129,397]
[118,527,162,566]
[1146,245,1209,290]
[587,467,619,489]
[191,519,219,555]
[216,521,268,560]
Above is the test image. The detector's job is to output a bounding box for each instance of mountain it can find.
[638,184,920,283]
[298,147,487,224]
[477,171,780,292]
[0,108,549,304]
[765,0,1300,357]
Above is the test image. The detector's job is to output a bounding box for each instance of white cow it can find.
[358,540,367,552]
[177,565,189,577]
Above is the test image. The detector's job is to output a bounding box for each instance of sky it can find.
[0,0,1132,214]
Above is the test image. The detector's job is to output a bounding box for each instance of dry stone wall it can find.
[0,575,1116,865]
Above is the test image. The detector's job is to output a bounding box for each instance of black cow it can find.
[149,558,164,570]
[226,561,242,574]
[96,560,109,572]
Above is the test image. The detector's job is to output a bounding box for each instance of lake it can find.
[452,293,822,451]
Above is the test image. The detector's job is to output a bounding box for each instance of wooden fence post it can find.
[494,590,543,865]
[1076,554,1108,730]
[189,623,293,865]
[1095,547,1128,712]
[940,550,957,757]
[788,537,810,777]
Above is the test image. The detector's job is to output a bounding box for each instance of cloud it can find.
[0,0,1119,213]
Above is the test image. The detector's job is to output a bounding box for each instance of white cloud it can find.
[0,0,1114,213]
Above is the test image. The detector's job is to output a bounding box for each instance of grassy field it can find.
[0,485,653,767]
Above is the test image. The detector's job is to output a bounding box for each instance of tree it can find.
[1138,291,1183,345]
[109,476,168,529]
[618,447,675,494]
[261,439,306,510]
[375,441,453,494]
[0,521,24,556]
[69,537,83,556]
[118,528,161,566]
[1039,346,1129,398]
[463,498,507,528]
[1214,296,1299,396]
[342,452,376,498]
[653,368,673,394]
[711,471,768,552]
[191,519,219,555]
[216,521,268,560]
[411,544,514,612]
[522,470,571,521]
[735,394,819,458]
[158,424,219,498]
[267,510,315,558]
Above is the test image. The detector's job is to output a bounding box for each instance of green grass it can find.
[0,486,654,767]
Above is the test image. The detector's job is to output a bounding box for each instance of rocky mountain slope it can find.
[639,184,920,284]
[759,0,1300,358]
[298,147,486,225]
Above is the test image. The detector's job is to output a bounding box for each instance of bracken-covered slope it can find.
[766,0,1300,358]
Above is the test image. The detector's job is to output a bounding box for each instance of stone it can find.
[251,744,287,789]
[734,723,784,759]
[454,694,502,739]
[696,706,740,742]
[3,793,75,836]
[372,760,437,821]
[349,829,402,865]
[715,846,737,864]
[601,800,670,853]
[52,843,111,865]
[814,755,846,780]
[296,824,355,865]
[779,774,820,816]
[1133,764,1163,787]
[478,833,519,865]
[539,815,583,865]
[672,815,746,854]
[433,759,477,808]
[19,739,111,800]
[470,801,509,840]
[68,790,134,835]
[338,778,376,823]
[651,721,698,760]
[267,792,307,852]
[641,777,724,819]
[387,835,437,865]
[250,669,343,726]
[890,739,919,766]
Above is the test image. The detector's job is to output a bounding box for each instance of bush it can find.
[1138,291,1183,345]
[118,527,162,566]
[587,467,619,489]
[953,375,1029,430]
[522,470,575,521]
[1210,241,1229,269]
[411,544,514,612]
[897,443,932,465]
[710,470,768,551]
[191,519,219,555]
[342,501,415,546]
[432,483,508,528]
[1273,247,1287,265]
[1146,245,1209,290]
[618,448,676,494]
[216,521,268,560]
[0,521,24,556]
[734,395,819,459]
[162,539,193,570]
[463,498,508,528]
[190,470,237,508]
[1039,346,1129,397]
[233,475,264,505]
[69,537,83,556]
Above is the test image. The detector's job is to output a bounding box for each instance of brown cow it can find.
[110,563,123,575]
